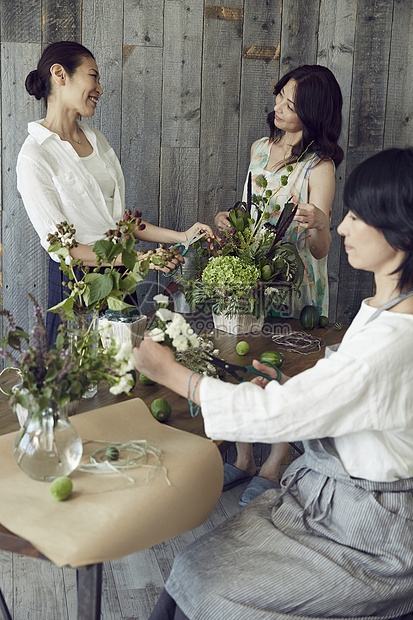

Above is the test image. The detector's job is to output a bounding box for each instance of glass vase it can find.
[13,400,83,481]
[68,310,99,399]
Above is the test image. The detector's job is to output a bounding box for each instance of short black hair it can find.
[344,147,413,290]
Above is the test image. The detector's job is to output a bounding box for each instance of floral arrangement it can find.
[147,295,222,377]
[0,297,135,418]
[182,167,305,318]
[46,209,179,320]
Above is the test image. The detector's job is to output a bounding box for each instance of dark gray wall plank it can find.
[83,0,123,158]
[317,0,357,321]
[124,0,164,47]
[198,3,243,222]
[1,1,41,43]
[2,42,47,334]
[161,0,203,148]
[384,0,413,148]
[42,0,81,45]
[280,0,320,73]
[348,0,394,149]
[160,146,200,229]
[237,0,282,194]
[121,44,163,218]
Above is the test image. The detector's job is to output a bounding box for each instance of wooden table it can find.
[0,316,347,620]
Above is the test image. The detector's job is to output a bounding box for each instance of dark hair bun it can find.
[25,69,45,100]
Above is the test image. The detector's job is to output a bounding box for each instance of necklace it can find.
[43,120,82,144]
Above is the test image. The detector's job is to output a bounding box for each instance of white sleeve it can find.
[17,152,67,254]
[199,318,413,443]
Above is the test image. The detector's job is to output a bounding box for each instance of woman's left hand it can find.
[293,203,328,231]
[250,360,288,387]
[184,222,218,249]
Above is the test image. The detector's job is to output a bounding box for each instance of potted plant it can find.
[180,172,304,334]
[47,209,179,347]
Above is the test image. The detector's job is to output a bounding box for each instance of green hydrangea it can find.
[202,256,260,296]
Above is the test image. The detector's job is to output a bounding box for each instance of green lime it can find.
[259,350,284,368]
[236,341,250,356]
[150,398,172,422]
[261,264,273,281]
[139,373,155,386]
[319,315,329,328]
[50,476,73,501]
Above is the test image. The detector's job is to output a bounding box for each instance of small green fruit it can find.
[139,373,155,386]
[105,446,120,461]
[299,305,320,330]
[261,264,273,281]
[259,350,284,368]
[150,398,172,422]
[319,315,329,328]
[50,476,73,501]
[334,322,342,331]
[236,341,250,356]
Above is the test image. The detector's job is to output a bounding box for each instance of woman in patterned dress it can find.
[216,65,344,504]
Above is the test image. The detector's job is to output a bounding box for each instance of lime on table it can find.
[259,350,284,368]
[150,398,172,422]
[236,341,250,356]
[50,476,73,501]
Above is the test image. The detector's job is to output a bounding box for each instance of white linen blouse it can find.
[16,120,125,260]
[199,301,413,482]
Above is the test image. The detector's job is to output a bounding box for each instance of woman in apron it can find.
[134,147,413,620]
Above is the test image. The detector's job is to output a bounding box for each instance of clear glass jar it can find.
[13,400,83,481]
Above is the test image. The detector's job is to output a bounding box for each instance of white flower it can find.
[114,341,133,362]
[153,293,169,304]
[165,322,182,339]
[109,372,135,395]
[153,294,169,308]
[172,334,189,352]
[156,308,175,322]
[189,334,200,348]
[148,328,165,342]
[172,313,187,327]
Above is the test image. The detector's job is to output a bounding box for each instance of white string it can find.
[0,367,22,395]
[78,439,171,486]
[271,331,324,355]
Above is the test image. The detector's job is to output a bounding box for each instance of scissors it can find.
[202,352,303,455]
[164,230,208,278]
[202,352,282,383]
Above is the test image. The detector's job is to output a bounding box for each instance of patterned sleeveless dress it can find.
[242,137,330,318]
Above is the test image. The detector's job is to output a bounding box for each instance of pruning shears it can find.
[164,230,208,278]
[203,352,303,455]
[202,352,281,383]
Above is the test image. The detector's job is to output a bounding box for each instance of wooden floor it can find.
[0,480,249,620]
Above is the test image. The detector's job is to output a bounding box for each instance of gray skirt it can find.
[165,439,413,620]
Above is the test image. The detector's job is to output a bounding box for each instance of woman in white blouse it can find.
[134,148,413,620]
[17,41,214,343]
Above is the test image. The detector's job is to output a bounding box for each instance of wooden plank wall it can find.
[2,0,413,335]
